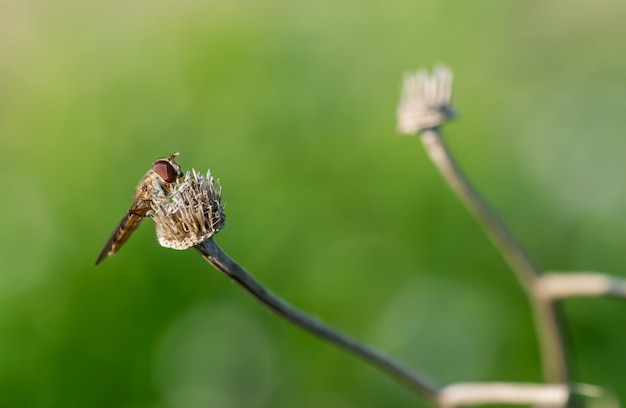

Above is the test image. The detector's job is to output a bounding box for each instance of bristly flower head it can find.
[396,65,455,135]
[151,169,225,250]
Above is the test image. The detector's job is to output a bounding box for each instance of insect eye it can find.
[152,160,178,183]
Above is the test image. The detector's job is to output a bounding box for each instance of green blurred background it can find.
[2,0,626,406]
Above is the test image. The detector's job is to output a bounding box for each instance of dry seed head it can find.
[397,65,455,135]
[151,169,225,250]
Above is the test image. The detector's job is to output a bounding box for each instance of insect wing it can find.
[95,201,148,265]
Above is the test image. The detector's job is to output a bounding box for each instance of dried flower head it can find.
[151,169,225,250]
[397,65,455,135]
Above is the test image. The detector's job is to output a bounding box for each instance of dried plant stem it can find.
[194,238,440,402]
[420,128,571,385]
[438,382,569,408]
[537,272,626,300]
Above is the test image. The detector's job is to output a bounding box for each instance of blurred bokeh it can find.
[2,0,626,406]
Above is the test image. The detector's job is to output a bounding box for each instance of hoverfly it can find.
[95,153,184,265]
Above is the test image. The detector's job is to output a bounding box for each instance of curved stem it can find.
[195,238,439,402]
[419,129,571,385]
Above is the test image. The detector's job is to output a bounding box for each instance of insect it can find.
[96,153,184,265]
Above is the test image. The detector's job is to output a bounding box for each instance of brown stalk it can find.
[194,238,440,402]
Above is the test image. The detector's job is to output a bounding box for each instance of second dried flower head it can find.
[397,65,455,135]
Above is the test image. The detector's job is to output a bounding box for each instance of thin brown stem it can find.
[419,128,571,385]
[194,238,440,402]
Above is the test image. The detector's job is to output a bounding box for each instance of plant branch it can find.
[419,128,571,384]
[194,238,440,402]
[420,130,539,288]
